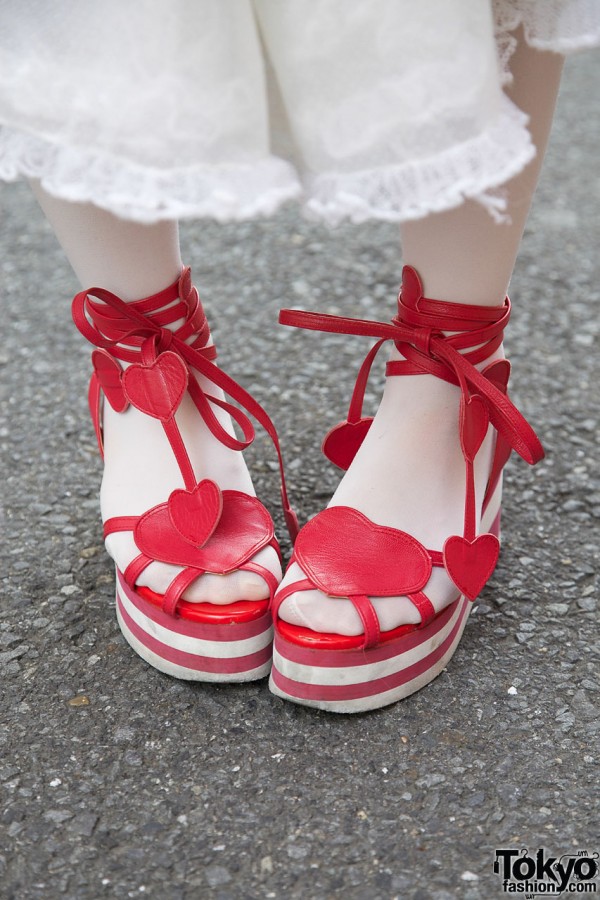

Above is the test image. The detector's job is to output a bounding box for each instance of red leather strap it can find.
[273,577,381,651]
[270,576,314,622]
[162,567,203,616]
[408,591,436,627]
[124,554,153,588]
[241,561,281,603]
[348,594,381,650]
[481,359,512,511]
[73,267,298,541]
[88,373,105,458]
[271,551,440,644]
[279,267,543,468]
[346,339,386,425]
[74,268,212,363]
[104,516,140,538]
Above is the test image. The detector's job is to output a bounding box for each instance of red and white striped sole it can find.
[270,488,502,713]
[270,594,471,713]
[115,569,273,682]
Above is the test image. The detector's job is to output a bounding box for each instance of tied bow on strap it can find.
[72,267,299,541]
[280,267,543,468]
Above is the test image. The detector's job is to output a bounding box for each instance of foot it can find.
[102,361,282,604]
[73,270,283,607]
[277,346,500,635]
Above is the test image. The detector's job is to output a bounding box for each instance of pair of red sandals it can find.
[72,265,543,713]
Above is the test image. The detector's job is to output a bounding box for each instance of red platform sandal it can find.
[270,266,544,712]
[72,267,297,682]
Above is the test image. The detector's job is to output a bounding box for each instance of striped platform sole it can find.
[270,490,502,713]
[270,594,471,713]
[115,569,273,682]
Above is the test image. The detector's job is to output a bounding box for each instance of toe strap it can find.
[105,497,280,617]
[162,567,204,616]
[407,591,436,627]
[348,595,381,649]
[273,507,445,648]
[271,578,314,622]
[352,591,437,648]
[273,574,437,651]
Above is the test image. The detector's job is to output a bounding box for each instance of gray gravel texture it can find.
[1,52,599,900]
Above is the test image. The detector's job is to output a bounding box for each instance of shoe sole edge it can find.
[269,594,470,712]
[269,488,502,712]
[115,569,273,682]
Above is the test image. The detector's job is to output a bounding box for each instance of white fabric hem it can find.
[0,98,535,226]
[0,129,303,223]
[304,100,536,226]
[493,0,600,51]
[0,1,597,225]
[493,0,600,83]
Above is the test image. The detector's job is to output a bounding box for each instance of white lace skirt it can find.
[0,0,598,224]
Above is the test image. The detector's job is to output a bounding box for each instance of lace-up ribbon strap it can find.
[279,265,544,605]
[72,267,298,542]
[279,266,544,468]
[73,266,213,364]
[389,265,508,377]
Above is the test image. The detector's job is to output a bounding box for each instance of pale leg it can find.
[278,31,564,634]
[31,185,281,603]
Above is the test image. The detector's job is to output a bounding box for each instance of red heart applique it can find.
[92,349,128,412]
[122,351,188,421]
[483,358,511,393]
[443,533,500,601]
[295,506,431,597]
[168,480,223,547]
[460,394,489,462]
[322,418,373,470]
[135,491,274,573]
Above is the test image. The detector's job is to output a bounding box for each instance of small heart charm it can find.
[168,480,223,547]
[443,533,500,601]
[122,351,188,421]
[92,349,128,412]
[322,418,373,470]
[136,490,274,572]
[483,358,511,394]
[460,394,489,462]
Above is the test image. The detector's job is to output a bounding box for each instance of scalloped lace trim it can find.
[306,96,534,226]
[0,130,303,223]
[494,0,600,83]
[0,98,533,226]
[0,1,598,225]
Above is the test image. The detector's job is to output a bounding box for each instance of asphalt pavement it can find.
[0,51,599,900]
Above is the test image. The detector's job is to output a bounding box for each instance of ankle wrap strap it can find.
[280,265,544,567]
[72,267,215,364]
[388,265,507,377]
[73,267,299,541]
[279,265,543,468]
